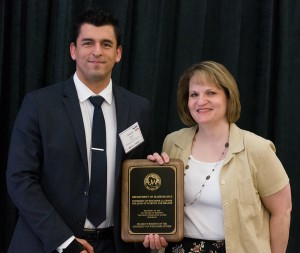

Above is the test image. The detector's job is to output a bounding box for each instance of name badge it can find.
[119,122,144,153]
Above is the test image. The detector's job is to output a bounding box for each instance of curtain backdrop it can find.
[1,0,299,251]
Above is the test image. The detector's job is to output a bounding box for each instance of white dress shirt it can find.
[73,73,117,228]
[57,73,117,252]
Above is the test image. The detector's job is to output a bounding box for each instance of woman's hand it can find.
[147,152,169,165]
[143,234,168,251]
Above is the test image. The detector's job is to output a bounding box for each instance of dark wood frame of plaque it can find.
[121,159,184,242]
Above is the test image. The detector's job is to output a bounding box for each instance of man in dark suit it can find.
[6,7,152,253]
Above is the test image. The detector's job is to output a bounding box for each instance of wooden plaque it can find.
[121,159,184,242]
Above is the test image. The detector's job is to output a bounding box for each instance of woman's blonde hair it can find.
[177,61,241,126]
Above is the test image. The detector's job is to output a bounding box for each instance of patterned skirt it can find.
[165,237,226,253]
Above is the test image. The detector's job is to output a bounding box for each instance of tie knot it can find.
[89,96,105,108]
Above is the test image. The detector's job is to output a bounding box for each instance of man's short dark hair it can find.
[72,7,121,47]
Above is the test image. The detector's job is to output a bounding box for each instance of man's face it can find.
[70,23,122,88]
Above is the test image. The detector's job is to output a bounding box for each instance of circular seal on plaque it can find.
[144,173,161,191]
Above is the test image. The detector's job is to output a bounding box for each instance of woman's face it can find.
[188,74,228,126]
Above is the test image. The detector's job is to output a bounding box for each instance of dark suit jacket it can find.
[6,77,153,253]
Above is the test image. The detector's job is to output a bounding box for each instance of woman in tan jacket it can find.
[143,61,291,253]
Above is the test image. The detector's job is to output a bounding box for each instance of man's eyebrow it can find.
[80,38,114,44]
[78,38,94,44]
[81,38,93,41]
[102,39,113,44]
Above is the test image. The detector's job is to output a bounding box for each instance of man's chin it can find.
[89,73,110,83]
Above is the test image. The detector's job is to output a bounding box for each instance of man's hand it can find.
[75,238,94,253]
[63,238,94,253]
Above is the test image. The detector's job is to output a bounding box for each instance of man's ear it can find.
[115,45,122,63]
[70,42,77,60]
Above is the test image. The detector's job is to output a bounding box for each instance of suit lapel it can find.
[113,85,129,178]
[62,78,88,174]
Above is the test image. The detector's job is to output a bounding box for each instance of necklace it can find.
[184,141,229,207]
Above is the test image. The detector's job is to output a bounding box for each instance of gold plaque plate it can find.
[121,159,184,242]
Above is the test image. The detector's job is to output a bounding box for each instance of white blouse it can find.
[184,155,225,240]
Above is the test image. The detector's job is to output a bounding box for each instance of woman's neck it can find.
[196,122,230,144]
[191,122,230,162]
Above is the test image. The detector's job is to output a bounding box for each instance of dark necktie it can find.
[87,96,107,227]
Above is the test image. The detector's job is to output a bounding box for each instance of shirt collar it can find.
[73,73,113,105]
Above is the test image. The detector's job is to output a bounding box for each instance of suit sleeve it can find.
[6,93,73,252]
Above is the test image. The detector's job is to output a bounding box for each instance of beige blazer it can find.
[162,123,289,253]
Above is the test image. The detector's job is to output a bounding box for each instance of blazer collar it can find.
[173,125,197,151]
[113,84,130,133]
[112,84,130,177]
[224,123,245,165]
[172,123,245,166]
[62,78,88,173]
